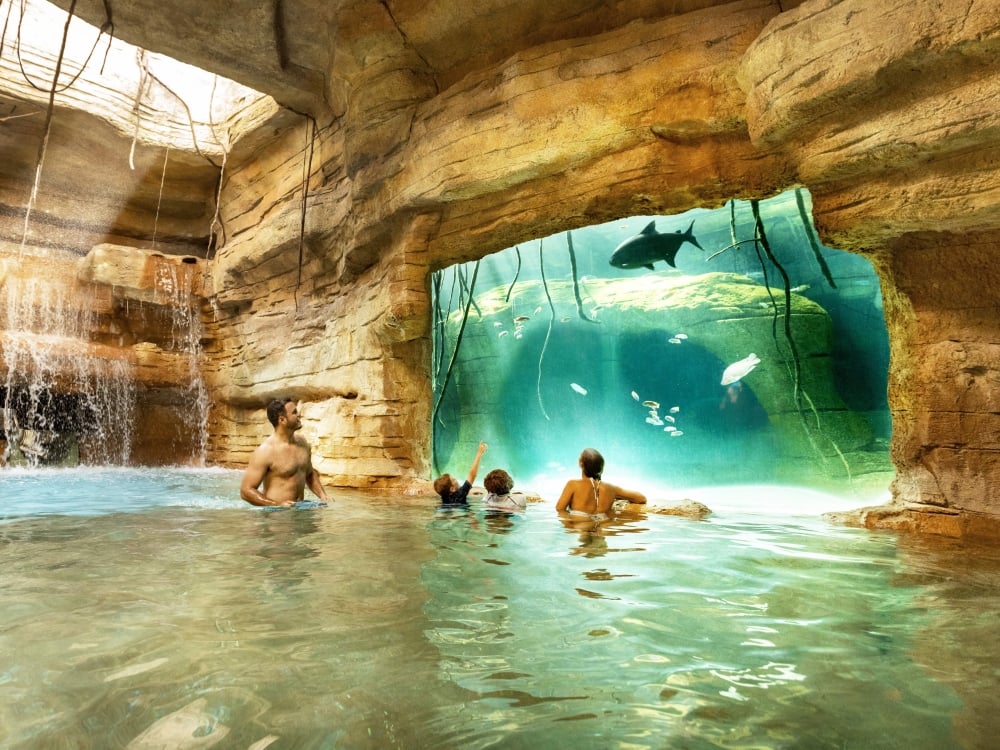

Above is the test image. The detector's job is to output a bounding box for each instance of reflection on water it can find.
[1,469,999,748]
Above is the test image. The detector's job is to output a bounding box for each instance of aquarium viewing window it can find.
[431,189,893,499]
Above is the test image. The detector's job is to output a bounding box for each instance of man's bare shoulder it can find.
[250,435,282,461]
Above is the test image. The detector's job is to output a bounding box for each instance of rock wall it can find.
[3,0,1000,534]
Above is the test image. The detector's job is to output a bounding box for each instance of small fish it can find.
[663,415,675,424]
[493,321,503,327]
[674,333,688,340]
[570,383,588,395]
[645,417,663,426]
[560,316,572,323]
[642,400,660,409]
[664,425,677,432]
[498,330,509,338]
[534,306,542,315]
[514,315,530,323]
[514,333,523,339]
[668,337,682,344]
[790,284,810,293]
[631,391,640,402]
[721,353,761,386]
[670,430,684,437]
[669,406,680,413]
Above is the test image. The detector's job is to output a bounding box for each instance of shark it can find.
[609,219,703,270]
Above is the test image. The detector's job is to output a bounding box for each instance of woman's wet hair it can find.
[579,448,604,479]
[483,468,514,494]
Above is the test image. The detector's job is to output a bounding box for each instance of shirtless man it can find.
[556,448,646,521]
[240,398,331,507]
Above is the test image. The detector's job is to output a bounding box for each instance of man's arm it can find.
[305,467,330,502]
[466,441,488,484]
[240,448,292,507]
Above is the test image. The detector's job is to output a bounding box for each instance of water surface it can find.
[1,468,998,749]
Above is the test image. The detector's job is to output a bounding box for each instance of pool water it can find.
[1,468,999,749]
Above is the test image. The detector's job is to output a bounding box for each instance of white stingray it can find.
[721,353,761,386]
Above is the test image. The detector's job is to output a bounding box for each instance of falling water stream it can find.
[0,251,208,467]
[0,258,135,465]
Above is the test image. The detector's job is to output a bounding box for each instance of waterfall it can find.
[0,258,135,466]
[155,257,209,465]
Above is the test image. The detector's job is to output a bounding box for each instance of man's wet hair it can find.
[484,468,514,495]
[267,397,294,427]
[579,448,605,479]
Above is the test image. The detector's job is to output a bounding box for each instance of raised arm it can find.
[466,441,488,484]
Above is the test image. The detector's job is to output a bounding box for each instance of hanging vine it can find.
[18,0,78,257]
[536,238,556,421]
[567,230,597,324]
[504,245,521,303]
[293,115,317,310]
[431,260,481,450]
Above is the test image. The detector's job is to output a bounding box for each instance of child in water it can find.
[433,441,487,505]
[556,447,646,521]
[482,468,527,512]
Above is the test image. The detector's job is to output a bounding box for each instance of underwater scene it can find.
[432,189,893,498]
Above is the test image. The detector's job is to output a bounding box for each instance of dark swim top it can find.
[441,480,472,506]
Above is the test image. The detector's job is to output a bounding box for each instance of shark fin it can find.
[639,221,658,236]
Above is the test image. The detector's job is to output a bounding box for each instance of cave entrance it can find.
[430,189,892,500]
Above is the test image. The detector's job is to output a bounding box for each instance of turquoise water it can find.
[2,468,999,748]
[431,190,893,490]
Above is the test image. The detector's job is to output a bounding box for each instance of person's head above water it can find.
[433,473,458,499]
[484,469,514,495]
[579,448,604,479]
[266,397,297,428]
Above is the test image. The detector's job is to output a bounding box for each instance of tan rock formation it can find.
[2,0,1000,536]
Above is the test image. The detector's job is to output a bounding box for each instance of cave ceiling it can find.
[43,0,763,118]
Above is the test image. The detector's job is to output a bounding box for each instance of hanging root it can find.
[567,230,597,323]
[293,115,316,310]
[504,246,522,303]
[751,199,851,481]
[151,147,169,249]
[795,188,837,290]
[19,0,79,257]
[537,239,555,421]
[432,260,481,436]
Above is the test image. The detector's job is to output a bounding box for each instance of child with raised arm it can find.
[433,441,488,506]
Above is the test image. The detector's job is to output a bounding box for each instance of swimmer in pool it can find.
[434,441,487,506]
[240,398,331,508]
[482,468,527,512]
[556,448,646,523]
